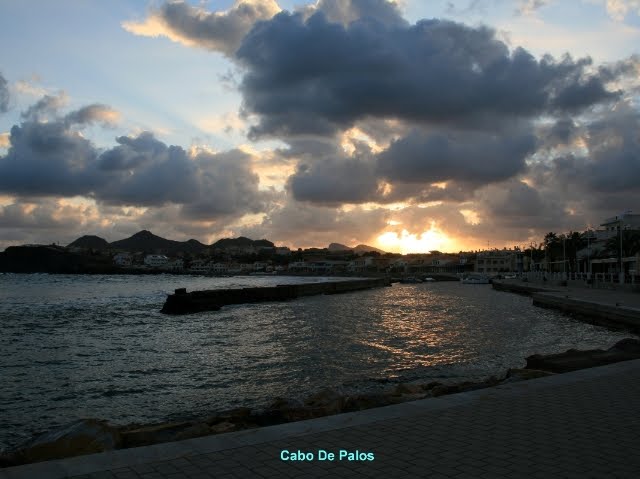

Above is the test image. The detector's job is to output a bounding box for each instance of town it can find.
[1,212,639,286]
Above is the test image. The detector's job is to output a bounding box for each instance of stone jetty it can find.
[160,277,391,314]
[492,279,640,331]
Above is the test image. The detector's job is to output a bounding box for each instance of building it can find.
[189,259,210,274]
[113,253,132,267]
[165,258,184,272]
[475,249,525,274]
[211,262,228,275]
[144,254,169,268]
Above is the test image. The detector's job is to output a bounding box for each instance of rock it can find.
[174,422,212,441]
[303,388,346,415]
[430,384,461,397]
[120,421,193,448]
[502,368,555,384]
[9,419,121,465]
[342,393,394,412]
[209,421,236,434]
[391,383,424,395]
[609,338,640,354]
[525,340,640,373]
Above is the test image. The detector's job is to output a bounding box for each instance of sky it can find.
[0,0,639,254]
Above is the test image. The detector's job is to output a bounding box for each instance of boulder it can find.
[303,388,346,415]
[609,338,640,355]
[9,419,121,465]
[120,421,193,448]
[174,422,212,441]
[525,339,640,373]
[502,368,555,384]
[391,383,425,395]
[208,421,236,434]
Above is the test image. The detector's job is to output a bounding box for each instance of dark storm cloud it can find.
[377,127,537,185]
[540,105,640,195]
[0,121,102,196]
[0,71,9,113]
[0,104,269,220]
[288,155,380,204]
[547,118,576,145]
[236,12,619,138]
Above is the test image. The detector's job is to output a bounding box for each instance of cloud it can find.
[239,193,390,248]
[299,0,407,27]
[605,0,640,21]
[20,93,67,121]
[64,104,120,127]
[236,12,620,139]
[377,127,536,185]
[288,155,381,204]
[123,0,280,56]
[515,0,551,16]
[0,72,8,113]
[0,100,271,221]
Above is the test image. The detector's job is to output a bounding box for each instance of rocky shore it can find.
[3,338,640,468]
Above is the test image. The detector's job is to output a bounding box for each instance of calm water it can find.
[0,274,631,449]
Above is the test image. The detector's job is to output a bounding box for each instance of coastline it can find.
[4,338,640,468]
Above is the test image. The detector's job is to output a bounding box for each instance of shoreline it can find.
[4,338,640,468]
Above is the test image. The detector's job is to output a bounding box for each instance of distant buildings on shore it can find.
[4,213,639,281]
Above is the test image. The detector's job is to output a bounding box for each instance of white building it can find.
[211,262,228,274]
[189,259,210,274]
[144,254,169,268]
[166,258,184,272]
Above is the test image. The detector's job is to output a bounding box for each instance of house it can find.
[211,262,228,275]
[144,254,169,268]
[475,250,522,274]
[113,252,132,267]
[189,259,210,274]
[166,258,184,272]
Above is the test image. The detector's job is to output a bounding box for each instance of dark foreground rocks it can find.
[525,338,640,373]
[4,338,639,467]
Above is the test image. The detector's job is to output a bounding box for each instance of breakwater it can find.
[160,277,391,314]
[492,280,640,331]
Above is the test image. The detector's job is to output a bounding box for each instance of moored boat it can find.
[460,273,491,284]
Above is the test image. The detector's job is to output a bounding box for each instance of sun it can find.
[376,224,455,254]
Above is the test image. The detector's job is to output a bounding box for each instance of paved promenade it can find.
[3,359,640,479]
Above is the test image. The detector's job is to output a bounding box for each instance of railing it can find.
[522,271,639,285]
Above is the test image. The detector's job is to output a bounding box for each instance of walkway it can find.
[3,359,640,478]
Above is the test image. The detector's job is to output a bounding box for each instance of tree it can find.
[605,229,640,258]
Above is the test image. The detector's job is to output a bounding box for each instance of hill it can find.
[109,230,208,255]
[327,242,386,254]
[67,235,110,250]
[212,237,274,250]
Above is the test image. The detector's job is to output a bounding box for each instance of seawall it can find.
[161,277,391,314]
[492,280,640,332]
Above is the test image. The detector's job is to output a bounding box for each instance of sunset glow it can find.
[377,224,455,254]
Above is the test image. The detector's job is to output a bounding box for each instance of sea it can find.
[0,273,631,450]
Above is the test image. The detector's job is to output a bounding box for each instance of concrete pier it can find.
[493,279,640,331]
[160,277,391,314]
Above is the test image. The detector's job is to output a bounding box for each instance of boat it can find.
[399,277,423,284]
[460,273,491,284]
